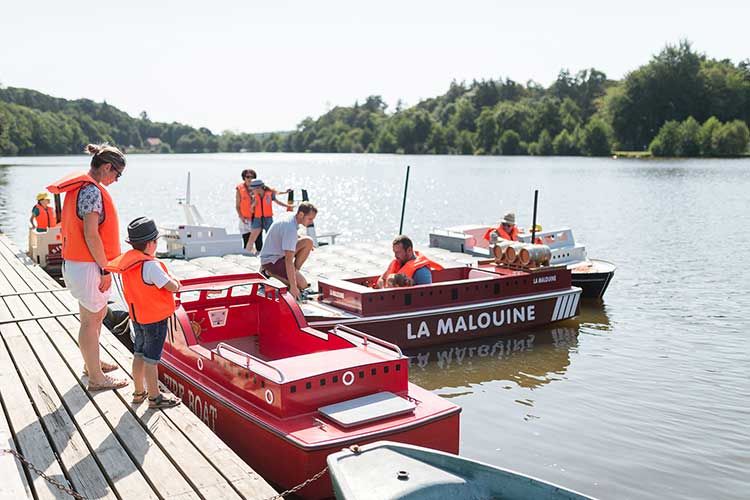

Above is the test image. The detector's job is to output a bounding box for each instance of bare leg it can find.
[295,270,309,290]
[294,236,313,270]
[132,357,146,394]
[144,363,160,398]
[244,228,262,252]
[79,304,107,384]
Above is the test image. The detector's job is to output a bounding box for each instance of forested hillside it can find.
[1,41,748,157]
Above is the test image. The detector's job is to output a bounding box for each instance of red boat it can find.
[159,273,460,499]
[301,262,582,349]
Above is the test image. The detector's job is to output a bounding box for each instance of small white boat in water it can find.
[429,225,615,299]
[327,441,594,500]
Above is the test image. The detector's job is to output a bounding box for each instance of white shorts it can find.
[238,218,253,234]
[63,260,112,313]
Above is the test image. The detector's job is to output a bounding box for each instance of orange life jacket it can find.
[104,249,176,324]
[33,202,58,230]
[483,225,519,242]
[236,182,253,219]
[47,172,121,262]
[253,190,274,218]
[381,251,444,282]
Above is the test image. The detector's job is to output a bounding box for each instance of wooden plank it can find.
[48,316,201,499]
[0,393,33,499]
[0,324,72,500]
[91,321,278,499]
[5,322,116,500]
[28,319,158,499]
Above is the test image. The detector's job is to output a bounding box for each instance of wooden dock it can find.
[0,234,277,499]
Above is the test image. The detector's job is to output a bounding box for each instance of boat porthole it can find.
[265,389,274,404]
[197,358,203,371]
[342,371,355,386]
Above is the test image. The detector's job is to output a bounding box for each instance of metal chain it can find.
[1,448,87,499]
[262,465,329,500]
[261,445,362,500]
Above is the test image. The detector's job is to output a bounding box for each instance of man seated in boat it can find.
[259,202,317,300]
[374,235,444,288]
[482,212,519,242]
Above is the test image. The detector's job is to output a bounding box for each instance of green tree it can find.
[699,116,722,155]
[451,97,477,132]
[678,116,701,156]
[475,108,498,153]
[581,119,612,156]
[649,120,681,156]
[498,130,523,155]
[552,129,580,156]
[536,130,554,155]
[712,120,750,156]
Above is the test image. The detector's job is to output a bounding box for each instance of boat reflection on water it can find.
[406,303,610,391]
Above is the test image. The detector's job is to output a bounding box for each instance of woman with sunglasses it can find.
[47,143,129,392]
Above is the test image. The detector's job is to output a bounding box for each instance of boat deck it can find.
[162,240,479,290]
[0,234,277,499]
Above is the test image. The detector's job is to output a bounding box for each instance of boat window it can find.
[320,378,326,386]
[384,366,389,374]
[404,294,412,306]
[306,382,312,389]
[290,385,297,393]
[371,368,377,376]
[395,364,401,371]
[451,288,458,301]
[206,289,228,299]
[358,370,365,379]
[332,375,339,383]
[493,283,500,295]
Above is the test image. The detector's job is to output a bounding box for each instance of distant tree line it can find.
[0,88,271,156]
[1,41,748,158]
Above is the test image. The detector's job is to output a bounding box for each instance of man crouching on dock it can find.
[260,202,317,300]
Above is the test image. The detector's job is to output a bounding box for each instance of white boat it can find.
[159,173,339,259]
[327,441,594,500]
[429,225,615,299]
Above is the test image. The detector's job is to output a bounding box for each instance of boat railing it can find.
[215,342,285,383]
[331,325,404,358]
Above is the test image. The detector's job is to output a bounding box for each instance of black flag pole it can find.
[531,189,539,244]
[398,165,411,235]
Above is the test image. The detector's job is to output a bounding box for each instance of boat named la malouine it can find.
[159,273,461,499]
[301,260,582,349]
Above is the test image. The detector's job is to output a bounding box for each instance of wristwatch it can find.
[100,267,110,276]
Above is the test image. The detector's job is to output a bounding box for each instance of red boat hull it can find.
[159,360,459,499]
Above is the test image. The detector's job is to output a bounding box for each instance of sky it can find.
[1,1,747,133]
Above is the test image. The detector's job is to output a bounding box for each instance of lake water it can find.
[1,153,748,499]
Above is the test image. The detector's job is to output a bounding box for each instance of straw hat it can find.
[502,212,516,225]
[36,192,50,201]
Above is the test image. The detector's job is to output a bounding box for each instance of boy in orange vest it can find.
[105,217,181,409]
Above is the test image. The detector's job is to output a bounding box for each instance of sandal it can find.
[131,391,148,404]
[82,361,119,377]
[148,393,181,409]
[87,375,129,392]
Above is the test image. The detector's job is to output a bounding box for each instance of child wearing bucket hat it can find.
[105,217,181,408]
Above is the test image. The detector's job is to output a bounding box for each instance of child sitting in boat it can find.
[105,217,181,409]
[385,273,414,288]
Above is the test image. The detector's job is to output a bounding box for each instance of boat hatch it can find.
[319,391,416,428]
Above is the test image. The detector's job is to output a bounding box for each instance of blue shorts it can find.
[251,217,273,231]
[133,319,168,365]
